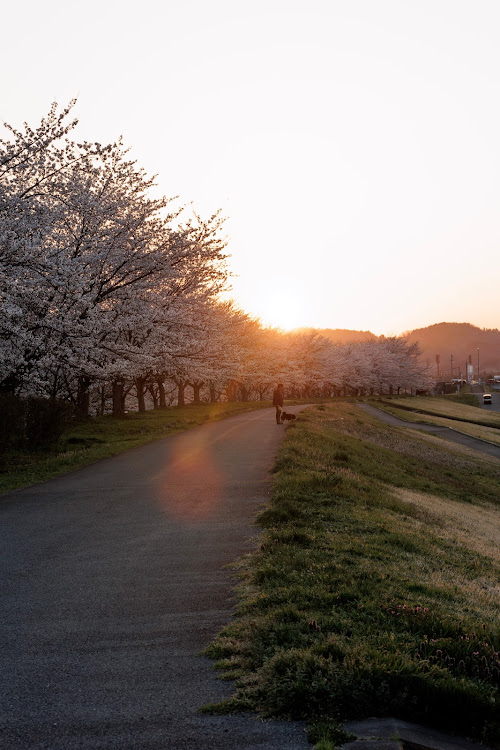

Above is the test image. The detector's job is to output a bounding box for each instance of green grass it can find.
[0,400,296,494]
[204,402,500,748]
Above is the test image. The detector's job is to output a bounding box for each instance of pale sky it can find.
[2,0,500,335]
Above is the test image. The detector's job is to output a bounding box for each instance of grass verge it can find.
[203,402,500,748]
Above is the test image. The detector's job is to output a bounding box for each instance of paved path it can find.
[358,403,500,459]
[0,407,311,750]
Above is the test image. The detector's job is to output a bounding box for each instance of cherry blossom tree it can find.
[0,103,230,414]
[1,104,434,415]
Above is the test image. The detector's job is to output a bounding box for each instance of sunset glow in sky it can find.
[2,0,500,335]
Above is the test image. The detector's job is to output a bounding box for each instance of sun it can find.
[258,293,305,331]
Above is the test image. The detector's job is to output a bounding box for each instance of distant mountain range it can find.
[297,327,378,344]
[404,322,500,379]
[300,323,500,379]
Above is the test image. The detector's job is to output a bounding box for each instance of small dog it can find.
[281,410,296,422]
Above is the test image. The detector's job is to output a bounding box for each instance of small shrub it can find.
[256,650,335,718]
[416,631,500,686]
[307,717,353,747]
[25,398,73,449]
[0,394,24,455]
[445,392,480,408]
[334,450,349,462]
[65,436,105,446]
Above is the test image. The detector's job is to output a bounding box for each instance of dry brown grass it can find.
[392,487,500,613]
[329,403,500,474]
[393,487,500,562]
[397,396,500,426]
[381,407,500,446]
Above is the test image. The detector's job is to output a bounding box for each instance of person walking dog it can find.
[272,383,284,424]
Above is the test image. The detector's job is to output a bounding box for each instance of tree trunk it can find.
[49,368,61,401]
[112,380,125,417]
[148,384,159,409]
[158,379,166,408]
[135,376,147,413]
[209,383,218,403]
[76,376,91,419]
[177,380,186,407]
[226,380,237,402]
[100,386,106,416]
[191,381,203,404]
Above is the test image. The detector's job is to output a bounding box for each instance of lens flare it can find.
[153,432,223,522]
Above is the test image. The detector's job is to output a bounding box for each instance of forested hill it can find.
[404,322,500,377]
[298,323,500,378]
[297,328,378,344]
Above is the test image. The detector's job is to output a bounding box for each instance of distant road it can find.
[358,403,500,459]
[470,383,500,413]
[0,407,311,750]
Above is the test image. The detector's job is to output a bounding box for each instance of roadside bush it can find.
[445,392,480,407]
[0,394,25,456]
[24,398,74,450]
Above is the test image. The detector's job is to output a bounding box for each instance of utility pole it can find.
[451,354,453,381]
[477,348,480,383]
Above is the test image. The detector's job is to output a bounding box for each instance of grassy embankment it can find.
[369,393,500,446]
[203,401,500,749]
[0,399,311,494]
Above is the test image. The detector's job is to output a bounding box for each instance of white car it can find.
[483,393,492,404]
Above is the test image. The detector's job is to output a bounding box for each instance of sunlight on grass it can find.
[392,488,500,565]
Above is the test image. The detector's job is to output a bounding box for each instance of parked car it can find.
[483,393,492,404]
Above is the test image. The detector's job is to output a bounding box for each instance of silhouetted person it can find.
[272,383,284,424]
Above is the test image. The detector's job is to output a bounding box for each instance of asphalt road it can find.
[470,383,500,412]
[0,407,311,750]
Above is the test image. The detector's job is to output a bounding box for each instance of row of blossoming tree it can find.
[0,104,432,418]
